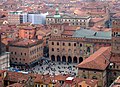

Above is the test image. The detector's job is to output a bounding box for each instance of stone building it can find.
[18,25,36,39]
[77,47,111,87]
[107,13,120,86]
[0,31,10,70]
[8,39,43,69]
[8,11,23,25]
[76,13,120,87]
[46,8,91,28]
[0,70,98,87]
[49,23,111,63]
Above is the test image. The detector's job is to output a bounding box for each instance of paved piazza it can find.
[30,61,78,76]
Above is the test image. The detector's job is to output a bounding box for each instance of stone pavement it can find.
[30,61,78,76]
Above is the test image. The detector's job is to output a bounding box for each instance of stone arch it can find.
[57,55,61,62]
[68,56,72,63]
[79,57,83,63]
[62,56,66,62]
[51,55,55,61]
[73,56,77,63]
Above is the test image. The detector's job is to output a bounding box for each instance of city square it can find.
[30,61,78,76]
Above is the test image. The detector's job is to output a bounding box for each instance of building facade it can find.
[0,32,10,70]
[49,36,111,64]
[8,11,48,25]
[8,39,43,69]
[108,13,120,86]
[0,52,10,70]
[18,26,36,39]
[8,11,23,25]
[23,13,48,24]
[46,8,91,28]
[49,23,111,63]
[77,47,111,87]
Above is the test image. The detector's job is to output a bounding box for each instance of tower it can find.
[0,32,2,55]
[111,14,120,58]
[108,13,120,86]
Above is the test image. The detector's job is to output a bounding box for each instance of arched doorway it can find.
[79,57,83,63]
[68,56,72,63]
[73,56,77,63]
[57,55,61,62]
[62,56,66,62]
[51,55,55,61]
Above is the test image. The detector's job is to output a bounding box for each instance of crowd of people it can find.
[30,61,78,76]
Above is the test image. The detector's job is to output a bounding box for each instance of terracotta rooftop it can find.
[91,18,105,23]
[64,26,79,31]
[62,31,75,36]
[9,39,43,47]
[4,71,29,82]
[20,26,35,30]
[110,56,120,63]
[7,83,24,87]
[77,47,111,70]
[113,13,120,18]
[0,69,98,87]
[63,78,98,87]
[55,74,69,81]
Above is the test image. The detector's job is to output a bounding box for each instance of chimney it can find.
[0,33,2,55]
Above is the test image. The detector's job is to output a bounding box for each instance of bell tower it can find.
[111,14,120,58]
[108,14,120,86]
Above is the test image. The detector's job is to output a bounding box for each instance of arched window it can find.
[63,43,65,46]
[52,48,54,51]
[74,43,76,46]
[62,48,65,52]
[51,55,55,61]
[79,57,83,63]
[57,42,59,45]
[57,55,61,62]
[80,43,82,47]
[52,42,54,45]
[68,49,72,54]
[80,50,82,54]
[92,76,97,80]
[87,47,90,52]
[62,56,66,62]
[68,43,71,46]
[73,56,77,63]
[68,56,72,63]
[74,49,76,53]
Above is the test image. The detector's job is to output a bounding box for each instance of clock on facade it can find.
[53,29,58,34]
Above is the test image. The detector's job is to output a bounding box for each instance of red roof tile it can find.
[62,31,74,36]
[7,83,24,87]
[77,47,111,70]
